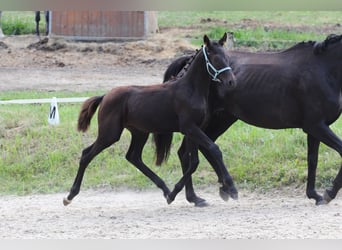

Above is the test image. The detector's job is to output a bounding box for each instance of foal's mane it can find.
[173,46,202,79]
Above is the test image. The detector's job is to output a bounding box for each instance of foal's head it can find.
[203,33,237,96]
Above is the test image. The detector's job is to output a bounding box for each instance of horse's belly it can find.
[232,105,301,129]
[126,113,180,133]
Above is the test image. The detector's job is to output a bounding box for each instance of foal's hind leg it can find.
[126,130,171,200]
[64,125,124,205]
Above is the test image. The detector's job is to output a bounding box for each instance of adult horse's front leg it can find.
[167,125,238,204]
[324,166,342,203]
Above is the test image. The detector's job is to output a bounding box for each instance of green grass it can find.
[1,92,341,195]
[1,11,45,35]
[157,11,342,27]
[158,11,342,50]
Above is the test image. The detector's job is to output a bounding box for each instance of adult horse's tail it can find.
[153,133,173,166]
[78,95,104,132]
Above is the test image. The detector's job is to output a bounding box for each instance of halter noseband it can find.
[202,45,232,82]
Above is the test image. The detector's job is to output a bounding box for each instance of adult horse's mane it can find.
[270,34,342,55]
[313,34,342,54]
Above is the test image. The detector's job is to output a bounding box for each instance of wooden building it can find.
[49,11,158,41]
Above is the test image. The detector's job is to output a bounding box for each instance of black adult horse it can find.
[63,33,238,206]
[157,34,342,206]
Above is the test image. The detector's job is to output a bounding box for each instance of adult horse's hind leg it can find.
[304,122,342,204]
[126,130,171,200]
[177,138,208,207]
[167,138,201,204]
[306,134,323,204]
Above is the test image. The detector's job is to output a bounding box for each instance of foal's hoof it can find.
[323,190,333,204]
[166,195,174,205]
[63,197,72,206]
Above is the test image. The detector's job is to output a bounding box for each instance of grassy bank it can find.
[1,93,341,195]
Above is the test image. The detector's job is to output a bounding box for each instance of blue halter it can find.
[202,45,232,82]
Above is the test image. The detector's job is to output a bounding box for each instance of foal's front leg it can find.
[167,125,238,204]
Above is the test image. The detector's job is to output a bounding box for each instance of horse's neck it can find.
[182,53,211,97]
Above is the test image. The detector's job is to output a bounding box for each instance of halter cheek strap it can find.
[202,45,232,82]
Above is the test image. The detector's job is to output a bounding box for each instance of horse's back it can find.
[225,48,340,129]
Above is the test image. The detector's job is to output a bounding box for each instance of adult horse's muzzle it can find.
[215,70,237,99]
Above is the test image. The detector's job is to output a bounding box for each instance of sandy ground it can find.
[0,29,341,239]
[0,188,341,239]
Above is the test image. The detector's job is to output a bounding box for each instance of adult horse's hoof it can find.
[323,190,333,204]
[63,197,72,206]
[219,187,230,201]
[194,198,209,207]
[230,192,238,200]
[315,198,328,205]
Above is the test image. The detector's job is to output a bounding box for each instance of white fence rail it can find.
[0,97,88,105]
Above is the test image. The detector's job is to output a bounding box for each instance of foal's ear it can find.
[203,35,211,47]
[219,32,227,46]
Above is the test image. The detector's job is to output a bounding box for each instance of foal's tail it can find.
[78,95,104,132]
[153,133,173,166]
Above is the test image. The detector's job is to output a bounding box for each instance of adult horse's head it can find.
[203,33,237,96]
